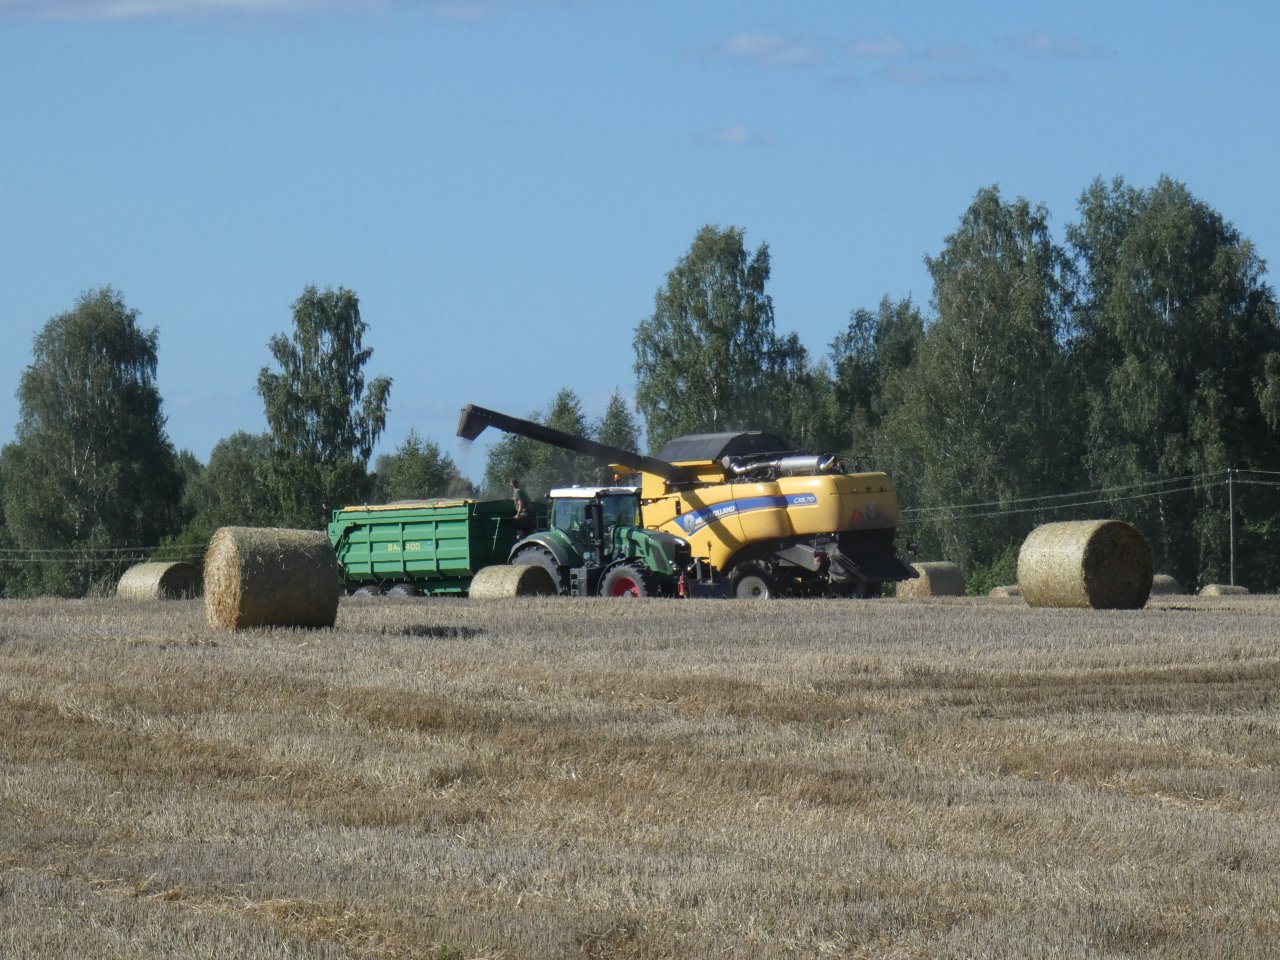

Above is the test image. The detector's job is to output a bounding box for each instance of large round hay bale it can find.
[1149,573,1184,596]
[204,527,340,630]
[1017,520,1152,609]
[468,564,557,599]
[988,584,1022,598]
[117,561,202,601]
[896,562,966,599]
[1199,583,1249,597]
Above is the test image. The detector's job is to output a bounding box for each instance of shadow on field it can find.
[390,625,483,640]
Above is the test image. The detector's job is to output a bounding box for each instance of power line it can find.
[900,471,1221,518]
[901,480,1208,524]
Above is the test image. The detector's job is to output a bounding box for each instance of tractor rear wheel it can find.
[511,546,565,594]
[601,563,650,598]
[732,563,774,600]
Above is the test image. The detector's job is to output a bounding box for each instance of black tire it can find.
[600,563,650,598]
[732,563,774,600]
[386,583,421,598]
[352,584,383,598]
[511,546,565,594]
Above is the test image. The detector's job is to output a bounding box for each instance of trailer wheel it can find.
[352,584,383,598]
[732,563,774,600]
[511,546,565,594]
[601,564,649,598]
[386,584,421,598]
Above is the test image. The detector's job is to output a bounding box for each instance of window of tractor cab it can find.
[600,494,640,530]
[551,498,589,534]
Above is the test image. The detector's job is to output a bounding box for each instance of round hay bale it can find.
[1198,583,1249,597]
[1017,520,1152,609]
[468,564,556,599]
[117,561,202,601]
[988,584,1022,598]
[204,527,340,630]
[1149,573,1184,596]
[895,562,966,599]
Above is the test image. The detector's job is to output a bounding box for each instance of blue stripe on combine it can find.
[675,494,818,535]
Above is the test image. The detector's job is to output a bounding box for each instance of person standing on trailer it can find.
[511,478,533,539]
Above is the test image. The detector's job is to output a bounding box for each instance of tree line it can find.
[1,174,1277,597]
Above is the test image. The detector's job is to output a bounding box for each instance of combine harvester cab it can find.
[457,403,917,599]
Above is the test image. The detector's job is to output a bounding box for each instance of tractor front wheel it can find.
[601,563,650,598]
[511,546,565,594]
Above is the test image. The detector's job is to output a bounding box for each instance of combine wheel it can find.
[511,546,565,594]
[601,563,650,598]
[732,563,774,600]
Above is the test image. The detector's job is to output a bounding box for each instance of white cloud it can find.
[873,64,1009,88]
[1009,32,1107,58]
[850,36,907,59]
[708,31,823,68]
[697,125,777,146]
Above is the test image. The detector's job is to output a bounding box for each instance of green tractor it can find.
[508,485,701,597]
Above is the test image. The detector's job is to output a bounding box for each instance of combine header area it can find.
[457,403,918,598]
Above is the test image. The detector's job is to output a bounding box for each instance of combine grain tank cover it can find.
[656,431,790,465]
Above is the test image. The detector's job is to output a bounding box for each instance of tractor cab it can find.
[548,486,641,562]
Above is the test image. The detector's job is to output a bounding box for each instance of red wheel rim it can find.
[609,576,641,597]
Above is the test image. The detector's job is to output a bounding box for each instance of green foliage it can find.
[595,391,641,454]
[481,389,600,498]
[770,356,845,454]
[0,288,183,596]
[877,187,1080,571]
[182,432,280,536]
[829,296,924,462]
[1258,352,1280,433]
[373,430,471,501]
[257,286,392,527]
[1069,176,1280,586]
[963,544,1019,597]
[634,225,805,451]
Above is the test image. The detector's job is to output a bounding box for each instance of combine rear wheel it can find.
[601,563,650,597]
[732,563,774,599]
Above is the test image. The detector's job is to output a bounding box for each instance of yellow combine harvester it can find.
[457,403,917,598]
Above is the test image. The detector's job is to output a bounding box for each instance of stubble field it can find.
[1,593,1277,959]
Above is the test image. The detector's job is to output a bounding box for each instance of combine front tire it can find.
[601,563,650,598]
[732,563,774,600]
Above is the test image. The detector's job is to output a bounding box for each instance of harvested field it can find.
[1,593,1278,959]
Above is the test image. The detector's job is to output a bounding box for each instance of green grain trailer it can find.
[328,498,532,596]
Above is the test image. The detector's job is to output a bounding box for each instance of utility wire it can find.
[901,481,1208,524]
[900,471,1220,517]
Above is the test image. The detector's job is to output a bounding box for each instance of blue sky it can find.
[2,0,1276,480]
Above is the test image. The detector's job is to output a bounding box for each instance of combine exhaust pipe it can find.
[724,454,842,478]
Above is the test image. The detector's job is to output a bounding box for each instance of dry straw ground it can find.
[1,593,1278,959]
